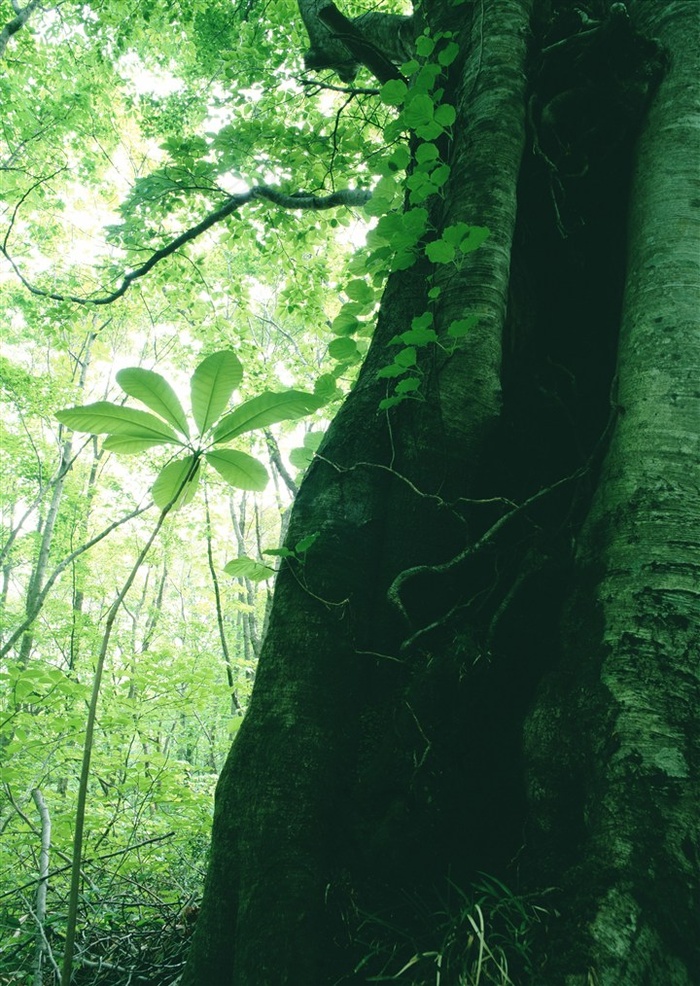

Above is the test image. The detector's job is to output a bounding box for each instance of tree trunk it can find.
[16,334,96,668]
[183,2,699,983]
[523,4,700,982]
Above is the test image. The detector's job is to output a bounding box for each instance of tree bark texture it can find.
[524,3,700,982]
[184,1,699,983]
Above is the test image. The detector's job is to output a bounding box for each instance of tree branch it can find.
[0,831,176,901]
[298,0,414,84]
[265,430,298,497]
[317,4,405,84]
[297,76,380,97]
[0,0,42,59]
[1,183,371,306]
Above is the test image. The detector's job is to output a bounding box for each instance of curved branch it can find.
[1,184,371,306]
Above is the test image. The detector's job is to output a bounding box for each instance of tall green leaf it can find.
[102,435,172,454]
[205,449,268,492]
[190,351,243,436]
[211,391,323,444]
[152,455,201,509]
[56,402,179,444]
[116,367,190,437]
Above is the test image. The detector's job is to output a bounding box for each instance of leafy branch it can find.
[0,0,42,60]
[297,76,380,97]
[1,183,371,306]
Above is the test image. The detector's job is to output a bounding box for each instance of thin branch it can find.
[31,789,51,986]
[265,430,298,497]
[315,454,514,522]
[2,183,371,306]
[0,831,176,901]
[390,468,590,653]
[204,485,241,714]
[25,903,62,984]
[61,486,183,985]
[0,501,152,659]
[297,76,380,96]
[388,470,583,622]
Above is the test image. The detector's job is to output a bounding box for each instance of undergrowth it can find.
[352,874,556,985]
[0,844,203,986]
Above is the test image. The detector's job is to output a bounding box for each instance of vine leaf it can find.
[289,430,325,471]
[223,557,275,581]
[328,337,360,362]
[448,315,480,339]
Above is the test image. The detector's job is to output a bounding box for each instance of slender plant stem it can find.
[31,789,51,986]
[60,499,177,984]
[204,486,241,714]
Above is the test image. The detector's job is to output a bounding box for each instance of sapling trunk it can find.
[60,460,198,984]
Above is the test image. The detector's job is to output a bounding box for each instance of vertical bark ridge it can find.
[432,0,532,465]
[524,4,700,981]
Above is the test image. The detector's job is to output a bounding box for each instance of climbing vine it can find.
[327,28,491,409]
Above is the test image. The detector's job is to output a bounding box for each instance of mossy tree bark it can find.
[183,2,699,983]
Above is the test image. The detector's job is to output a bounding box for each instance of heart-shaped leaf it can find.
[224,557,275,581]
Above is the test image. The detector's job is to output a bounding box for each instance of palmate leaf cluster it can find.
[56,350,324,509]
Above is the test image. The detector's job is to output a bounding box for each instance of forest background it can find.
[1,0,377,980]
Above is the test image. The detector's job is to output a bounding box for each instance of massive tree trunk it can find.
[523,4,700,981]
[183,2,699,983]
